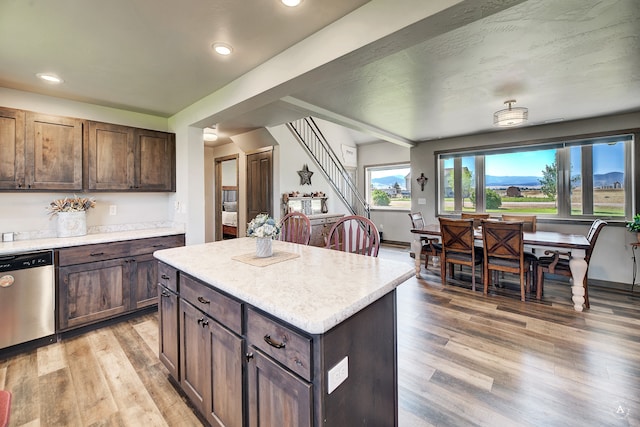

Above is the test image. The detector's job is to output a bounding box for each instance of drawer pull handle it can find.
[246,352,254,362]
[197,317,208,326]
[197,296,210,304]
[264,335,286,349]
[153,244,164,248]
[90,252,105,256]
[161,291,171,297]
[161,274,171,280]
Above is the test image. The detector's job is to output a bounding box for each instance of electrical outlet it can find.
[327,356,348,394]
[109,205,117,216]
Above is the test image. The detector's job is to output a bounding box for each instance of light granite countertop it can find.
[154,237,414,334]
[0,227,185,256]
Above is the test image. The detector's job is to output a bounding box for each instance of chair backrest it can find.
[482,220,525,263]
[585,219,607,263]
[439,217,475,255]
[279,212,312,245]
[501,214,537,232]
[460,212,490,228]
[408,212,425,229]
[325,215,380,257]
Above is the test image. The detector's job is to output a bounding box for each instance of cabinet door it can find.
[247,350,312,427]
[179,300,210,414]
[87,121,135,190]
[158,285,179,381]
[25,112,83,190]
[134,129,175,191]
[58,258,130,330]
[132,253,158,309]
[0,108,25,190]
[206,314,244,427]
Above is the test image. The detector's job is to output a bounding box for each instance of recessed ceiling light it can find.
[36,73,63,84]
[281,0,302,6]
[212,43,233,56]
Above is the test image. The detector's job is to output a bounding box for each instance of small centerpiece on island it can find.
[47,195,96,238]
[247,214,281,258]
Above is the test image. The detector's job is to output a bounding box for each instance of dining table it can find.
[411,224,591,312]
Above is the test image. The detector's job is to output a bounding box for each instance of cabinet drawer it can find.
[181,275,242,334]
[158,262,178,292]
[247,308,312,381]
[58,240,133,266]
[130,235,185,257]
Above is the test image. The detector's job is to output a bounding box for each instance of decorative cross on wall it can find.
[416,173,428,191]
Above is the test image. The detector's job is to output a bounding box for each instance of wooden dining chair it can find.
[279,211,312,245]
[501,214,537,232]
[535,219,607,308]
[482,220,537,302]
[438,217,483,291]
[325,215,380,257]
[408,212,441,268]
[460,212,490,228]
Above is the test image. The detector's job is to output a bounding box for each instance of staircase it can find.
[287,117,370,218]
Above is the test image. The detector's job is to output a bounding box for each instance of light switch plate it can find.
[327,356,348,394]
[418,198,427,205]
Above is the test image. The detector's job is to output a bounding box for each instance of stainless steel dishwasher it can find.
[0,251,55,350]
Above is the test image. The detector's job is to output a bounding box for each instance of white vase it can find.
[255,237,273,258]
[57,211,87,237]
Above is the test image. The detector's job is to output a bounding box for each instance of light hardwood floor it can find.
[1,245,639,426]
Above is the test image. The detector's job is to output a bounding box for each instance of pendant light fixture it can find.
[493,99,528,127]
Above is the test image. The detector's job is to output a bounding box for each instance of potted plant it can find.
[626,214,640,242]
[247,214,281,257]
[47,195,96,237]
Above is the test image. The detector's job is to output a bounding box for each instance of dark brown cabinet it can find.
[179,275,243,427]
[57,234,185,331]
[0,108,82,190]
[158,282,179,381]
[87,121,175,191]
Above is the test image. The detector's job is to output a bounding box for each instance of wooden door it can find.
[87,121,135,190]
[0,107,25,190]
[58,258,130,330]
[206,317,244,427]
[246,148,273,221]
[179,300,209,415]
[132,252,158,309]
[25,112,83,190]
[158,284,179,381]
[247,350,312,427]
[134,128,175,191]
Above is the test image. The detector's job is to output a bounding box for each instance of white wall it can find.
[0,88,177,237]
[358,141,412,243]
[410,111,640,285]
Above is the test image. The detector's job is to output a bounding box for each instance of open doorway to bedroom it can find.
[215,155,239,240]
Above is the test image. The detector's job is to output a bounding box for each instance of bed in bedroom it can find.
[222,186,238,239]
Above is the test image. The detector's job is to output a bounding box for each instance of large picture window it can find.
[365,163,411,210]
[438,134,633,219]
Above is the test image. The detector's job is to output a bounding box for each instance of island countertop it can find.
[154,237,414,334]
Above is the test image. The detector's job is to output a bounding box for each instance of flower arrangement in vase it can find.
[47,195,96,237]
[247,214,281,257]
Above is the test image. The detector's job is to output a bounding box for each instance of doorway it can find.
[215,155,239,241]
[246,148,273,220]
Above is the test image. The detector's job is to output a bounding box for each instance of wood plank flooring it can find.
[1,245,639,426]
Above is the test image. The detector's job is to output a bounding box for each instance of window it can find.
[365,163,411,210]
[437,134,633,219]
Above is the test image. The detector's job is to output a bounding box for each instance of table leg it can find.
[411,237,423,278]
[568,248,587,312]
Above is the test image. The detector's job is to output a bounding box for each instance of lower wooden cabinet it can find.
[57,234,184,331]
[158,283,179,381]
[247,350,312,427]
[179,298,244,427]
[308,214,344,247]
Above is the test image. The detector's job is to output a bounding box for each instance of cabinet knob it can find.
[245,352,254,362]
[161,291,170,297]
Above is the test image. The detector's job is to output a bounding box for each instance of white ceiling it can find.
[1,0,639,145]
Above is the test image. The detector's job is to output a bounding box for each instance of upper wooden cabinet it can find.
[87,121,175,191]
[0,109,82,190]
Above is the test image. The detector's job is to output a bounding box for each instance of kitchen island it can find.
[154,237,413,427]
